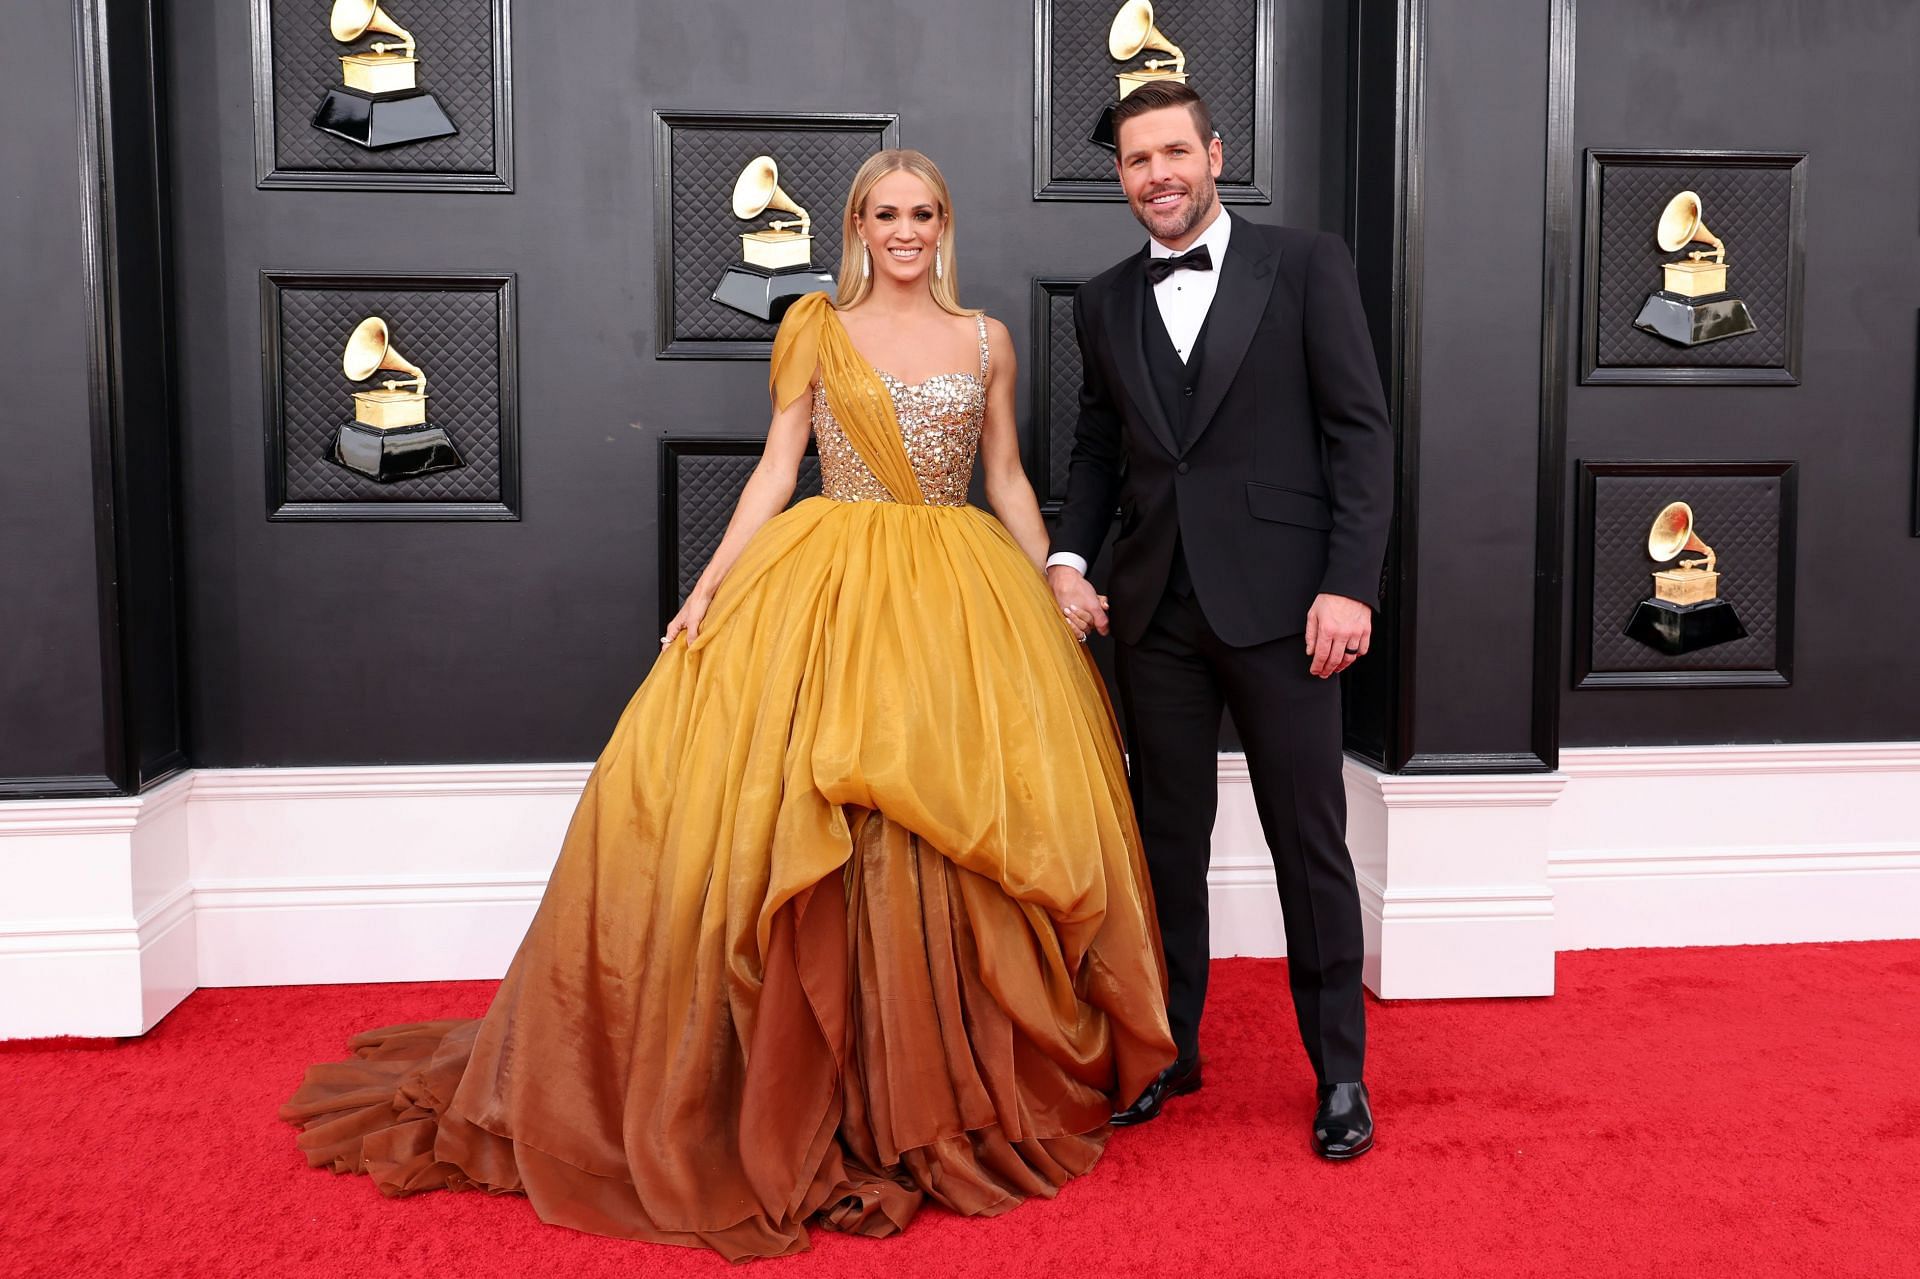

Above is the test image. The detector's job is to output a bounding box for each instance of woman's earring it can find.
[934,247,944,281]
[862,243,871,279]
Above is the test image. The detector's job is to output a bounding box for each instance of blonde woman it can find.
[284,151,1175,1261]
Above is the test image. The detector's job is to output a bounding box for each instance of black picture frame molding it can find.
[1026,276,1089,514]
[1031,0,1275,203]
[1573,459,1797,689]
[652,111,900,361]
[1579,148,1807,386]
[250,0,515,192]
[260,270,521,522]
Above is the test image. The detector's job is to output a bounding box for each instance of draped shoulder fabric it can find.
[770,291,924,504]
[283,289,1176,1261]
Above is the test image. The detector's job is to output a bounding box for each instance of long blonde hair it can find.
[834,149,979,316]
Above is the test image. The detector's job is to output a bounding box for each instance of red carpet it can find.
[2,942,1916,1277]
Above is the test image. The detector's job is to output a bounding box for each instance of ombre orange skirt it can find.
[282,497,1176,1260]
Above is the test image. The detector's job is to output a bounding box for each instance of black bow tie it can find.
[1144,244,1213,285]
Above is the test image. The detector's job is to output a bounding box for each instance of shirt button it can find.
[1177,462,1190,475]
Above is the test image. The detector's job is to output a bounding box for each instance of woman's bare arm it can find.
[662,386,814,645]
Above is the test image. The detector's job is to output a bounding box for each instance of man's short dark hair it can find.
[1110,81,1216,153]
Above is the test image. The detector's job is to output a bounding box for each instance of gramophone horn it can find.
[343,316,426,395]
[1647,500,1714,572]
[1108,0,1185,70]
[731,156,810,236]
[330,0,415,55]
[1655,190,1725,261]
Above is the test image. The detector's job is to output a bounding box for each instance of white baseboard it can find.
[1550,745,1920,950]
[1345,767,1565,999]
[0,778,195,1037]
[185,765,580,987]
[4,743,1918,1037]
[192,875,548,986]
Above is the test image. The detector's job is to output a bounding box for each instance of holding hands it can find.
[1047,565,1109,643]
[1049,570,1371,678]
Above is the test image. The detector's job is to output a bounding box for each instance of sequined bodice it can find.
[812,315,989,507]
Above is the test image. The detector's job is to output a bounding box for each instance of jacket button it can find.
[1183,385,1194,397]
[1176,462,1190,475]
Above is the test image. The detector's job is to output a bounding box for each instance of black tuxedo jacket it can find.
[1054,214,1394,648]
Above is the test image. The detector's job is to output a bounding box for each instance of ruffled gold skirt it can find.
[282,498,1175,1260]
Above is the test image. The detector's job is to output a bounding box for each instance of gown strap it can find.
[975,314,990,380]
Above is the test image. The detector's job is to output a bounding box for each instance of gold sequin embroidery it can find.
[813,315,989,507]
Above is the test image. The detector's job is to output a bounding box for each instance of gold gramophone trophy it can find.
[710,155,837,322]
[1623,501,1748,654]
[1090,0,1189,150]
[311,0,458,149]
[1631,191,1757,346]
[328,317,464,482]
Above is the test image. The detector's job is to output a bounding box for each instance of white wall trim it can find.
[192,872,553,908]
[189,763,594,801]
[1557,742,1920,779]
[0,796,145,835]
[1552,839,1920,879]
[4,744,1918,1036]
[1547,743,1920,952]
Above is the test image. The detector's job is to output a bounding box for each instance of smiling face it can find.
[1115,103,1224,249]
[856,170,945,285]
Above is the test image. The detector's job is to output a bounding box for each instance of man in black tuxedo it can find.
[1048,82,1392,1159]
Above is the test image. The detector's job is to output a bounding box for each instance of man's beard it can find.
[1131,169,1219,242]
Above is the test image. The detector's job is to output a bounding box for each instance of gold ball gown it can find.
[281,293,1177,1261]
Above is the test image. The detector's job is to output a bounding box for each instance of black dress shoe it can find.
[1110,1057,1202,1126]
[1312,1081,1374,1160]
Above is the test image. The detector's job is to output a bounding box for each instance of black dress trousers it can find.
[1117,287,1367,1085]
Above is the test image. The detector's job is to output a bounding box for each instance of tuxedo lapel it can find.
[1105,252,1182,460]
[1181,213,1281,455]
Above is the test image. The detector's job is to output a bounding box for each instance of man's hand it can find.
[1048,564,1110,642]
[1305,593,1371,678]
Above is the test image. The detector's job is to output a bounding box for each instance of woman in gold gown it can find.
[282,150,1176,1261]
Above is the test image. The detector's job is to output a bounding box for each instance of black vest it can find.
[1142,278,1210,597]
[1142,276,1210,450]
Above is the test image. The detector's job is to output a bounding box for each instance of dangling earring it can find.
[862,243,871,279]
[934,247,944,281]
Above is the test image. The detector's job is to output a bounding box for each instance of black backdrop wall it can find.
[3,0,182,794]
[165,0,1351,767]
[1557,0,1920,745]
[0,0,106,786]
[7,0,1920,793]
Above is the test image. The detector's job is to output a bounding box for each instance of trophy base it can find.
[1623,597,1748,656]
[710,264,837,322]
[1089,101,1119,151]
[1091,68,1190,149]
[312,86,458,150]
[329,421,464,483]
[1632,291,1757,347]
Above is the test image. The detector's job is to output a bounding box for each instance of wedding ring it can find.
[1343,646,1360,654]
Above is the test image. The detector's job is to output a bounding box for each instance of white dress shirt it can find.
[1047,207,1231,577]
[1146,203,1230,363]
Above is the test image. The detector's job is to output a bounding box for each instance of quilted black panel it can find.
[1593,162,1794,369]
[1588,473,1783,672]
[266,0,499,175]
[671,451,823,605]
[664,121,892,348]
[1044,286,1083,500]
[275,284,505,503]
[1044,0,1260,186]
